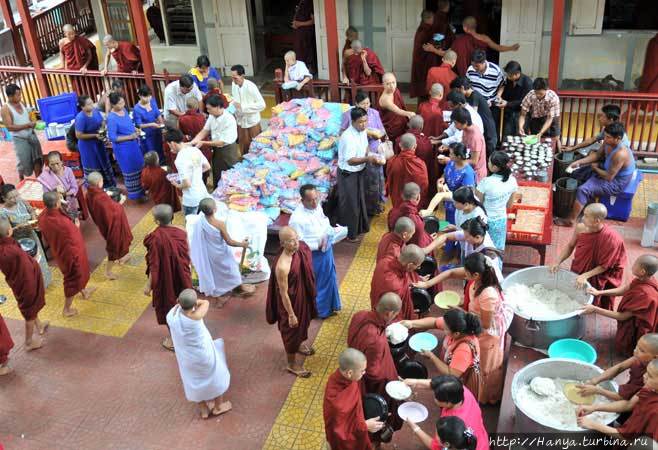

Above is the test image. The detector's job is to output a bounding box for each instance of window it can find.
[161,0,196,45]
[603,0,658,31]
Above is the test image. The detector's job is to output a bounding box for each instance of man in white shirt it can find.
[165,129,211,216]
[433,90,484,147]
[337,107,384,242]
[163,74,203,123]
[289,184,341,318]
[230,64,266,155]
[190,95,239,188]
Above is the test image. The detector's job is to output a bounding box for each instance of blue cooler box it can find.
[600,170,643,222]
[37,93,78,141]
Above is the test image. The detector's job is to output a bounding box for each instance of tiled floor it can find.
[1,136,658,449]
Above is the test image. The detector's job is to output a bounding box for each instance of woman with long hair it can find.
[133,85,165,161]
[74,95,116,187]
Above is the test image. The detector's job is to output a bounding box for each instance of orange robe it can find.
[380,89,409,144]
[265,242,317,353]
[323,369,372,450]
[61,35,99,70]
[386,151,429,209]
[369,256,419,321]
[38,208,90,297]
[425,63,457,105]
[111,41,141,73]
[0,313,13,365]
[86,186,133,261]
[376,232,405,263]
[141,166,182,212]
[617,387,658,441]
[571,224,626,310]
[615,277,658,356]
[0,236,45,321]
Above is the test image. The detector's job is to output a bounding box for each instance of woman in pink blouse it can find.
[452,107,487,182]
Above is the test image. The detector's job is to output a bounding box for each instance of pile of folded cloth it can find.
[213,98,349,222]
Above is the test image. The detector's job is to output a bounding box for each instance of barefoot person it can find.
[0,218,48,350]
[86,172,133,279]
[38,192,95,317]
[144,204,193,350]
[167,289,232,419]
[0,312,14,375]
[266,226,318,377]
[189,198,255,302]
[376,217,415,262]
[323,348,384,450]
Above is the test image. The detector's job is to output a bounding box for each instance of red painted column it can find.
[15,0,49,96]
[0,0,27,65]
[324,0,340,101]
[128,0,155,88]
[548,0,565,91]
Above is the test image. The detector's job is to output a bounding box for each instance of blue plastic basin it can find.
[547,338,597,364]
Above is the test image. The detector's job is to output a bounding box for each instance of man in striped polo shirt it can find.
[466,49,504,103]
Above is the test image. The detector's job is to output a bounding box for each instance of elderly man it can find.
[426,49,457,103]
[492,61,533,138]
[289,184,342,319]
[101,35,141,74]
[59,24,98,73]
[518,77,561,140]
[451,76,498,156]
[556,123,636,227]
[266,226,317,378]
[163,74,203,121]
[410,10,440,99]
[387,133,429,209]
[167,289,232,419]
[1,84,42,180]
[38,151,79,222]
[379,72,415,144]
[345,40,385,86]
[230,64,266,155]
[376,216,415,262]
[418,83,447,137]
[466,49,504,102]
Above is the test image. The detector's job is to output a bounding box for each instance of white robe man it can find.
[289,184,343,318]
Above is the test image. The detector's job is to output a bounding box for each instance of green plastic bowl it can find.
[434,290,460,309]
[523,135,539,145]
[438,220,450,232]
[548,339,597,364]
[34,121,46,130]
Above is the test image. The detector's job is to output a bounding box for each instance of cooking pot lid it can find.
[415,256,437,278]
[398,360,428,379]
[411,287,432,313]
[363,393,388,420]
[423,216,440,234]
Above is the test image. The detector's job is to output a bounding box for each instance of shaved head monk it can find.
[143,204,192,350]
[0,218,48,350]
[59,24,99,73]
[582,254,658,356]
[418,82,448,137]
[101,34,141,75]
[407,115,442,201]
[0,312,13,375]
[345,40,385,86]
[266,226,318,377]
[379,73,415,144]
[348,293,404,442]
[551,203,626,310]
[38,191,95,317]
[370,245,424,321]
[86,172,133,279]
[387,182,434,249]
[376,216,415,262]
[323,348,384,449]
[141,151,182,212]
[387,133,429,209]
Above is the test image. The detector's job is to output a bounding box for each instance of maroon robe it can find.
[369,256,419,321]
[141,166,182,212]
[640,33,658,93]
[0,236,45,321]
[323,369,373,450]
[380,89,409,144]
[617,387,658,441]
[0,313,13,365]
[410,128,440,204]
[111,41,141,73]
[619,359,649,400]
[387,200,433,248]
[410,22,440,98]
[615,277,658,356]
[61,35,99,70]
[432,10,455,48]
[426,63,457,105]
[38,208,90,298]
[347,311,402,431]
[144,226,192,325]
[376,232,405,263]
[293,0,317,73]
[385,151,429,209]
[418,98,448,136]
[178,110,212,166]
[571,224,626,310]
[86,186,133,261]
[346,48,385,85]
[266,242,318,354]
[450,34,488,76]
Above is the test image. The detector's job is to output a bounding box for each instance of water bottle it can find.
[641,202,658,247]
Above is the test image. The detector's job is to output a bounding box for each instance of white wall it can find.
[151,45,200,73]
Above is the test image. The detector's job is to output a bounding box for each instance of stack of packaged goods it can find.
[213,98,350,222]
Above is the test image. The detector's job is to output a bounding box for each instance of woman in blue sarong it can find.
[74,95,116,187]
[107,93,145,200]
[133,85,165,161]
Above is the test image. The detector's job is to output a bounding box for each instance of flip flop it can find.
[161,339,175,352]
[211,401,233,417]
[298,346,315,356]
[286,367,312,378]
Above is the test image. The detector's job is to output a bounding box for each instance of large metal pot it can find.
[511,358,618,433]
[502,266,593,349]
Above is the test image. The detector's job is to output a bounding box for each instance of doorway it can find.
[249,0,299,79]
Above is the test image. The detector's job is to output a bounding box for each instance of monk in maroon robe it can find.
[345,40,385,86]
[141,151,181,212]
[410,10,440,99]
[179,97,212,182]
[0,313,13,375]
[348,293,404,439]
[387,134,429,209]
[583,255,658,356]
[640,33,658,94]
[143,204,192,350]
[388,183,434,249]
[407,116,442,203]
[370,246,424,321]
[102,36,141,73]
[418,89,448,139]
[86,172,133,280]
[38,192,94,317]
[341,27,359,83]
[59,24,99,71]
[551,204,626,311]
[266,226,317,378]
[432,0,455,47]
[292,0,317,73]
[379,73,413,144]
[0,218,47,350]
[323,348,384,450]
[376,217,416,263]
